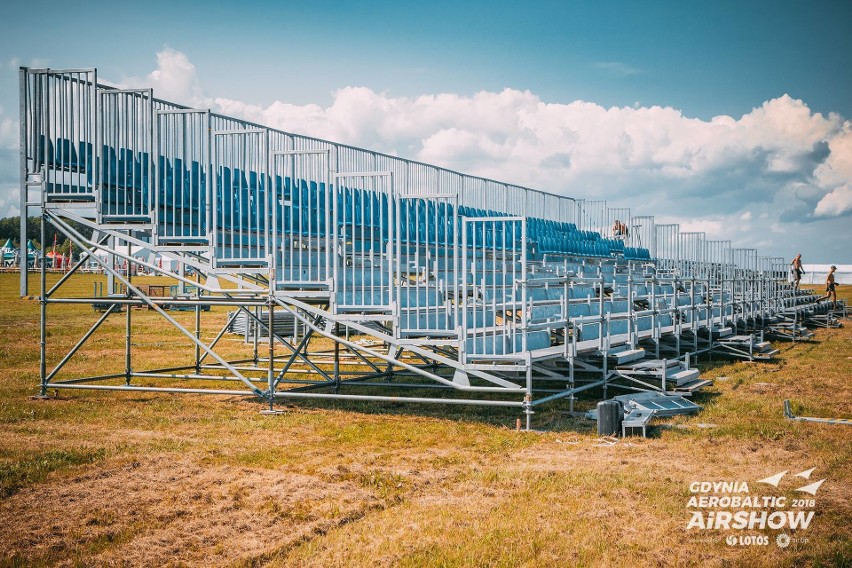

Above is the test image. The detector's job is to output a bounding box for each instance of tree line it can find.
[0,216,94,252]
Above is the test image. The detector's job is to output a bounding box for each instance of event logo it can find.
[686,467,823,548]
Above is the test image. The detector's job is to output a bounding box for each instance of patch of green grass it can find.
[356,469,411,502]
[0,273,850,566]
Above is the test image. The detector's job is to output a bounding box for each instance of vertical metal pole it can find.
[179,258,186,296]
[267,289,275,411]
[691,278,698,354]
[568,358,575,413]
[253,306,260,364]
[521,218,533,432]
[39,204,47,396]
[674,280,681,354]
[194,271,201,373]
[107,235,115,294]
[265,134,276,410]
[125,235,132,385]
[654,285,661,359]
[19,68,29,297]
[334,322,341,393]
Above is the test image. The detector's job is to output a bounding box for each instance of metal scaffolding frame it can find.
[19,67,838,426]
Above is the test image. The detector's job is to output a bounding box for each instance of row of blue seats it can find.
[37,136,91,172]
[38,138,651,259]
[623,247,651,260]
[455,205,514,219]
[31,137,559,241]
[341,191,628,257]
[108,174,651,258]
[539,236,613,257]
[528,217,578,239]
[77,146,612,257]
[31,137,595,242]
[464,330,551,357]
[36,138,151,199]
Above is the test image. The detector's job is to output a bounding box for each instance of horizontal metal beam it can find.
[273,391,524,407]
[49,384,259,396]
[45,297,268,307]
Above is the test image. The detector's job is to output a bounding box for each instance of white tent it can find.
[801,264,852,285]
[0,238,18,267]
[82,245,153,271]
[81,246,191,275]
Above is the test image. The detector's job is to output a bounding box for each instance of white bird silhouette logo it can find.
[756,468,825,494]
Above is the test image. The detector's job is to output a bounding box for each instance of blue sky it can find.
[0,0,850,262]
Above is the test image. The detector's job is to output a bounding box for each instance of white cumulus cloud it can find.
[130,50,851,213]
[119,48,207,108]
[112,48,852,258]
[814,184,852,217]
[226,88,846,218]
[0,117,17,151]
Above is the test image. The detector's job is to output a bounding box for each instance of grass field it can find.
[0,273,850,567]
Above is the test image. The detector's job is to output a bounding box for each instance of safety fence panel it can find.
[212,129,268,268]
[769,256,787,283]
[576,199,607,236]
[332,172,394,312]
[154,109,210,245]
[521,186,577,224]
[542,191,568,223]
[98,89,153,223]
[730,248,758,277]
[730,248,759,322]
[523,185,548,221]
[607,207,631,243]
[396,193,459,337]
[755,256,775,319]
[768,256,789,315]
[460,178,508,214]
[23,69,97,201]
[655,224,680,274]
[501,185,526,218]
[704,240,732,288]
[678,232,705,280]
[630,216,655,256]
[461,217,532,361]
[557,196,578,226]
[270,149,331,286]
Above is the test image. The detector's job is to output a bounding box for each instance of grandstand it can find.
[18,68,842,426]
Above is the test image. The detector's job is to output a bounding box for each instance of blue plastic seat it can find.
[101,145,119,187]
[216,166,233,227]
[56,138,79,170]
[37,135,55,167]
[117,148,136,187]
[174,158,188,206]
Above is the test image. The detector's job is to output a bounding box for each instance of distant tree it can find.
[0,217,17,243]
[0,216,94,249]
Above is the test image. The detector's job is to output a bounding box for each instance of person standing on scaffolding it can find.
[790,253,804,291]
[819,265,838,310]
[612,219,628,241]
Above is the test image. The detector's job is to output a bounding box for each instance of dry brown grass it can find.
[0,273,850,567]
